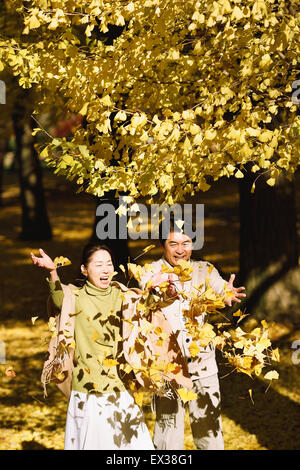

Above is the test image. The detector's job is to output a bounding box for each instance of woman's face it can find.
[81,249,115,289]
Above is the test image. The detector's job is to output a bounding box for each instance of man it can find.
[139,219,245,450]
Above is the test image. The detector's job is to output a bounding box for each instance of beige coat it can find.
[140,258,228,379]
[41,281,192,399]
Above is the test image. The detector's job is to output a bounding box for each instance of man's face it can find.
[162,232,193,266]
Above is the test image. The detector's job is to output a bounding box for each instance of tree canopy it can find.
[0,0,299,203]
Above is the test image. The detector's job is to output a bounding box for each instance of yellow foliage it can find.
[1,1,298,202]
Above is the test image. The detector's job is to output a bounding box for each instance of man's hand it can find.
[149,271,178,299]
[225,274,246,307]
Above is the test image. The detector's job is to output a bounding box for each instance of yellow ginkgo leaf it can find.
[119,264,126,273]
[108,271,118,281]
[29,15,41,29]
[166,363,182,374]
[174,219,184,230]
[119,363,133,374]
[127,263,145,281]
[68,340,76,350]
[189,341,200,357]
[48,317,56,331]
[103,359,119,367]
[142,244,156,253]
[177,388,198,403]
[63,329,73,339]
[54,256,72,268]
[133,390,144,407]
[31,316,39,325]
[233,310,243,317]
[264,370,279,380]
[92,331,99,342]
[271,348,280,362]
[144,263,154,272]
[53,371,65,382]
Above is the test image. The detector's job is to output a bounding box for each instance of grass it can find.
[0,169,299,450]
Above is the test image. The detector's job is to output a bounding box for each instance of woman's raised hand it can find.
[30,248,56,272]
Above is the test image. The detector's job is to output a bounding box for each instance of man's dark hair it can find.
[158,215,196,246]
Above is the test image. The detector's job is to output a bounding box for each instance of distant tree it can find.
[12,87,52,240]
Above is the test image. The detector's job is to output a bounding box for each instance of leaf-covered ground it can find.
[0,170,299,450]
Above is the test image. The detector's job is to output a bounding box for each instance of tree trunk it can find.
[0,120,9,206]
[12,109,52,241]
[239,169,299,321]
[90,193,131,270]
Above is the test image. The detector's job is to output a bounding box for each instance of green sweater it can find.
[47,277,128,394]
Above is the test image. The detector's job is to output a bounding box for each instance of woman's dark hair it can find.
[74,242,116,287]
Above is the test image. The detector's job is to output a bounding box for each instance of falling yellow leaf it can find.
[53,371,65,382]
[63,329,73,339]
[68,340,76,350]
[103,359,119,367]
[48,317,56,331]
[271,348,280,362]
[166,363,182,374]
[92,331,99,342]
[233,310,243,317]
[264,370,279,380]
[31,316,39,325]
[177,388,197,403]
[133,390,144,407]
[54,256,72,268]
[142,244,156,253]
[249,389,254,405]
[197,323,216,347]
[189,341,200,357]
[174,219,184,230]
[119,363,133,374]
[144,263,154,272]
[233,310,250,324]
[127,263,145,282]
[108,271,118,281]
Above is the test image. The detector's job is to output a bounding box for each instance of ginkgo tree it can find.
[0,0,299,205]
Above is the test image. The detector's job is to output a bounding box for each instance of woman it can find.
[31,243,155,450]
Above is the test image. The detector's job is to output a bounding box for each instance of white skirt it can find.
[64,389,154,450]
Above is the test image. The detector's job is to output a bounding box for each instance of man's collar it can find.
[161,256,194,268]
